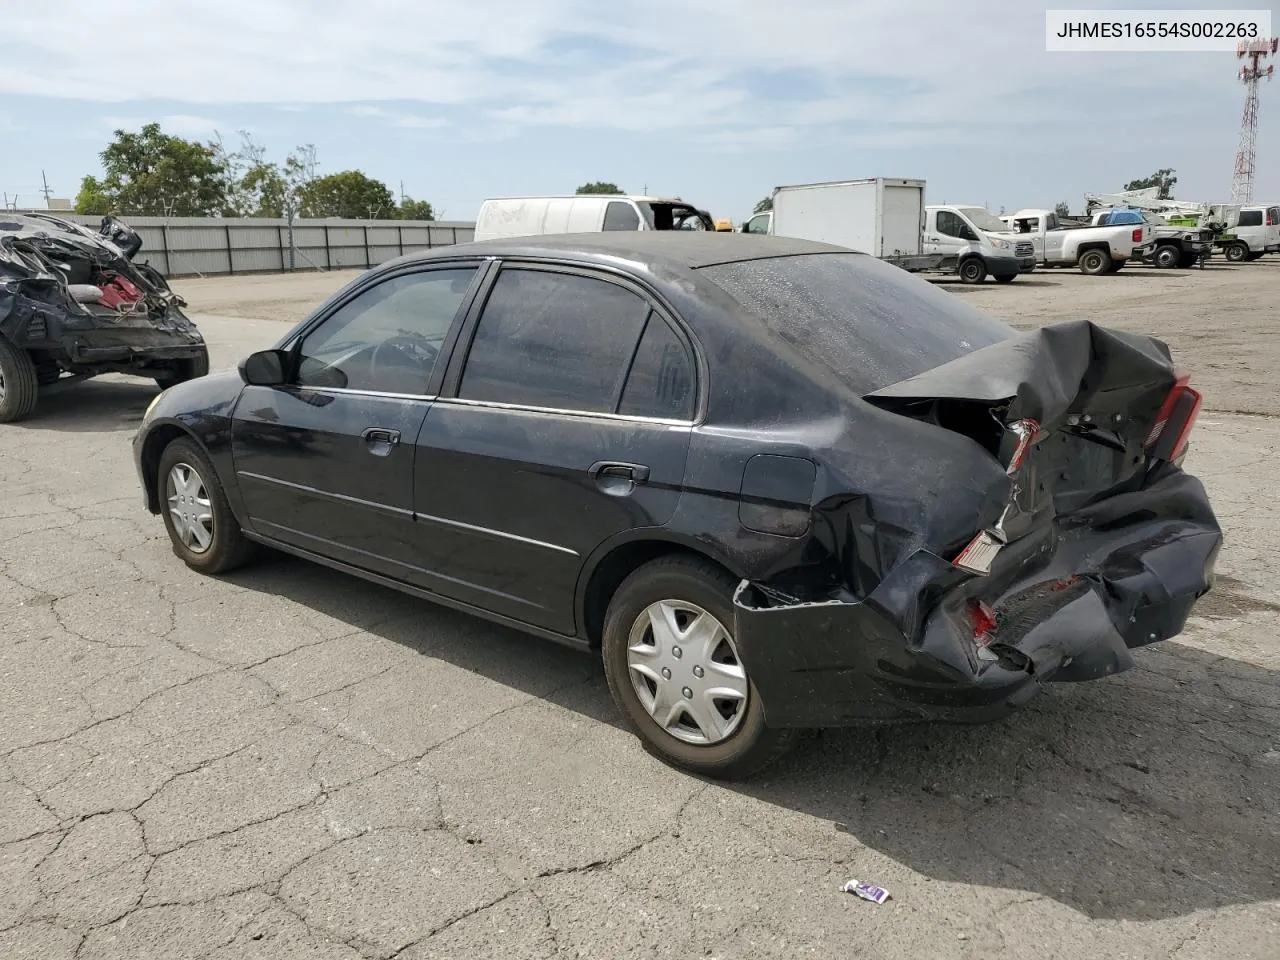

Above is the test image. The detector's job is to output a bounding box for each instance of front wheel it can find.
[1079,248,1112,275]
[1153,245,1181,269]
[601,556,795,780]
[958,258,987,284]
[0,337,39,423]
[1224,242,1249,262]
[157,437,255,574]
[155,351,210,391]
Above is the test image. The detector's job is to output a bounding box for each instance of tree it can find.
[1125,168,1177,200]
[1054,200,1071,217]
[77,122,227,216]
[753,196,773,214]
[576,181,623,195]
[212,130,272,217]
[74,177,112,216]
[299,170,396,219]
[242,144,317,220]
[397,197,435,221]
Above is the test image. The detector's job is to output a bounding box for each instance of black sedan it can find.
[133,233,1221,779]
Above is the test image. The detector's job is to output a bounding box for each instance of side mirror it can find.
[239,349,288,386]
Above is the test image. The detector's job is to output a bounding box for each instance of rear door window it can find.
[618,314,695,420]
[457,268,650,413]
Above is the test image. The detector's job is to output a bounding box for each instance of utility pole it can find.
[40,170,53,206]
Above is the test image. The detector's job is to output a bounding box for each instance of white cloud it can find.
[160,114,223,136]
[0,0,1266,195]
[95,114,222,137]
[349,105,448,128]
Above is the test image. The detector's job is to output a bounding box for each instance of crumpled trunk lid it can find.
[862,320,1197,572]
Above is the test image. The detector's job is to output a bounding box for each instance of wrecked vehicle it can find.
[0,214,208,423]
[131,233,1220,779]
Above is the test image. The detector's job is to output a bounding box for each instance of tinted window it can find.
[1239,209,1263,227]
[701,253,1013,394]
[744,214,770,234]
[297,268,476,393]
[619,315,695,420]
[603,201,641,231]
[459,269,649,412]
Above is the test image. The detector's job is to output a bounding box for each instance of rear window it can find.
[699,253,1013,393]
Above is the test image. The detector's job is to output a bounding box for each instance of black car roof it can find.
[402,232,856,271]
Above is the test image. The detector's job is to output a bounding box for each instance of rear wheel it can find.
[155,351,210,391]
[1078,248,1112,275]
[157,437,255,574]
[1153,245,1181,269]
[0,337,39,424]
[601,556,796,780]
[1224,241,1249,262]
[958,258,987,284]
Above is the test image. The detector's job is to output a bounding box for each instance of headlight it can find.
[990,237,1009,249]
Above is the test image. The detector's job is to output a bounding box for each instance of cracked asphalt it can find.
[2,262,1278,959]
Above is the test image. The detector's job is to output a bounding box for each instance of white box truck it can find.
[765,179,1030,282]
[770,178,936,269]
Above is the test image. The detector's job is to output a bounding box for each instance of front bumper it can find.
[985,255,1023,280]
[732,467,1221,728]
[1017,256,1036,273]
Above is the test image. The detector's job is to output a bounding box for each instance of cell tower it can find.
[1231,37,1278,205]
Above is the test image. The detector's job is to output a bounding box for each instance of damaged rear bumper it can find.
[732,467,1221,728]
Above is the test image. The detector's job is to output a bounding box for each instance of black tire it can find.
[994,274,1016,284]
[156,437,255,575]
[601,556,796,780]
[1153,245,1181,269]
[1078,248,1112,275]
[958,257,987,284]
[0,337,39,424]
[155,351,210,391]
[1224,242,1249,262]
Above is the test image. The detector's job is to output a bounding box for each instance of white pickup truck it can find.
[1002,208,1155,274]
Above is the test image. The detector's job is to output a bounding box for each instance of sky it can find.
[2,0,1278,221]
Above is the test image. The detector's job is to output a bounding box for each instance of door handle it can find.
[589,461,649,482]
[588,461,650,495]
[361,427,401,445]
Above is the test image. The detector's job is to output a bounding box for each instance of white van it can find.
[922,205,1034,283]
[1222,204,1280,261]
[473,196,713,242]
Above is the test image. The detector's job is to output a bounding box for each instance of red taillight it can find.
[1132,228,1143,243]
[1006,418,1041,475]
[1145,372,1202,461]
[968,600,998,646]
